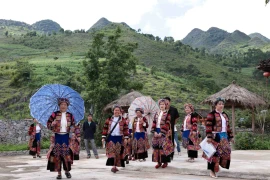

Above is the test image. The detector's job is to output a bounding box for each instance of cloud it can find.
[0,0,157,30]
[1,0,270,41]
[166,0,270,40]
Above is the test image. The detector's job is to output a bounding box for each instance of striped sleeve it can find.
[206,113,214,138]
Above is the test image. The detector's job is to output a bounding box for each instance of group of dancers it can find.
[28,96,233,179]
[101,96,234,178]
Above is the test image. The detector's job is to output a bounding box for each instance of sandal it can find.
[87,155,91,159]
[95,155,99,159]
[210,171,217,179]
[33,156,36,158]
[162,163,168,168]
[65,172,71,179]
[56,175,62,179]
[111,168,117,173]
[155,163,161,169]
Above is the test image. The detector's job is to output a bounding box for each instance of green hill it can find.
[249,33,270,43]
[87,17,111,32]
[0,18,269,121]
[182,27,270,54]
[182,27,229,50]
[32,19,62,33]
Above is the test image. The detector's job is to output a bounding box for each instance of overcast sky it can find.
[1,0,270,40]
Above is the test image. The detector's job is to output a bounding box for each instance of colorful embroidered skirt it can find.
[47,133,73,172]
[29,133,41,156]
[182,130,201,158]
[152,128,172,163]
[106,135,125,167]
[132,132,149,160]
[203,132,231,172]
[182,130,190,149]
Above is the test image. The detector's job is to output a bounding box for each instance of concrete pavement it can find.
[0,148,269,180]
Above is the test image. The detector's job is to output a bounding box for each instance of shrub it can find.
[235,132,270,150]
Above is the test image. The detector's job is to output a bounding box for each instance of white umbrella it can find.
[128,96,159,135]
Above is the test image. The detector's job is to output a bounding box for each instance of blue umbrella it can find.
[29,84,85,126]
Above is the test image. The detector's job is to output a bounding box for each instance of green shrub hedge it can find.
[235,132,270,150]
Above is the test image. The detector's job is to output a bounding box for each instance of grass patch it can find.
[0,139,50,151]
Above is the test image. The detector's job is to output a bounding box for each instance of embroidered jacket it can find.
[102,116,129,138]
[151,111,171,136]
[181,112,198,132]
[28,123,39,136]
[132,117,148,133]
[206,110,233,139]
[47,111,80,137]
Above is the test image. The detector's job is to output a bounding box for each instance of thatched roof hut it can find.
[202,81,267,136]
[103,90,143,113]
[203,81,266,108]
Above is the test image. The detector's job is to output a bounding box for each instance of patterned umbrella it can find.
[29,84,85,126]
[128,96,159,134]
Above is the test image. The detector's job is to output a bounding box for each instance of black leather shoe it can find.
[56,175,62,179]
[65,172,71,178]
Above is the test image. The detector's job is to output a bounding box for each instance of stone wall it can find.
[0,120,51,144]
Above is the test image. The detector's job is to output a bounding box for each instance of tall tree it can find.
[83,27,139,125]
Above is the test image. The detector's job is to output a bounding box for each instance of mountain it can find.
[230,30,251,43]
[182,27,229,50]
[182,28,270,54]
[32,19,62,33]
[0,18,268,119]
[0,19,32,28]
[181,28,204,47]
[248,37,267,47]
[249,33,270,43]
[88,17,111,31]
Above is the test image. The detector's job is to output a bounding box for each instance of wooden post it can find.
[232,104,236,137]
[252,108,255,132]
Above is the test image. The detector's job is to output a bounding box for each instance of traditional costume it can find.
[151,105,173,168]
[28,123,41,157]
[102,115,129,169]
[46,98,80,175]
[182,112,201,160]
[131,108,150,161]
[203,109,233,173]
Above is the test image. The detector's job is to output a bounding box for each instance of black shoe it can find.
[65,172,71,178]
[56,175,62,179]
[126,160,129,164]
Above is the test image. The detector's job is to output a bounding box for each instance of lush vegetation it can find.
[235,132,270,150]
[0,19,269,131]
[0,138,50,151]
